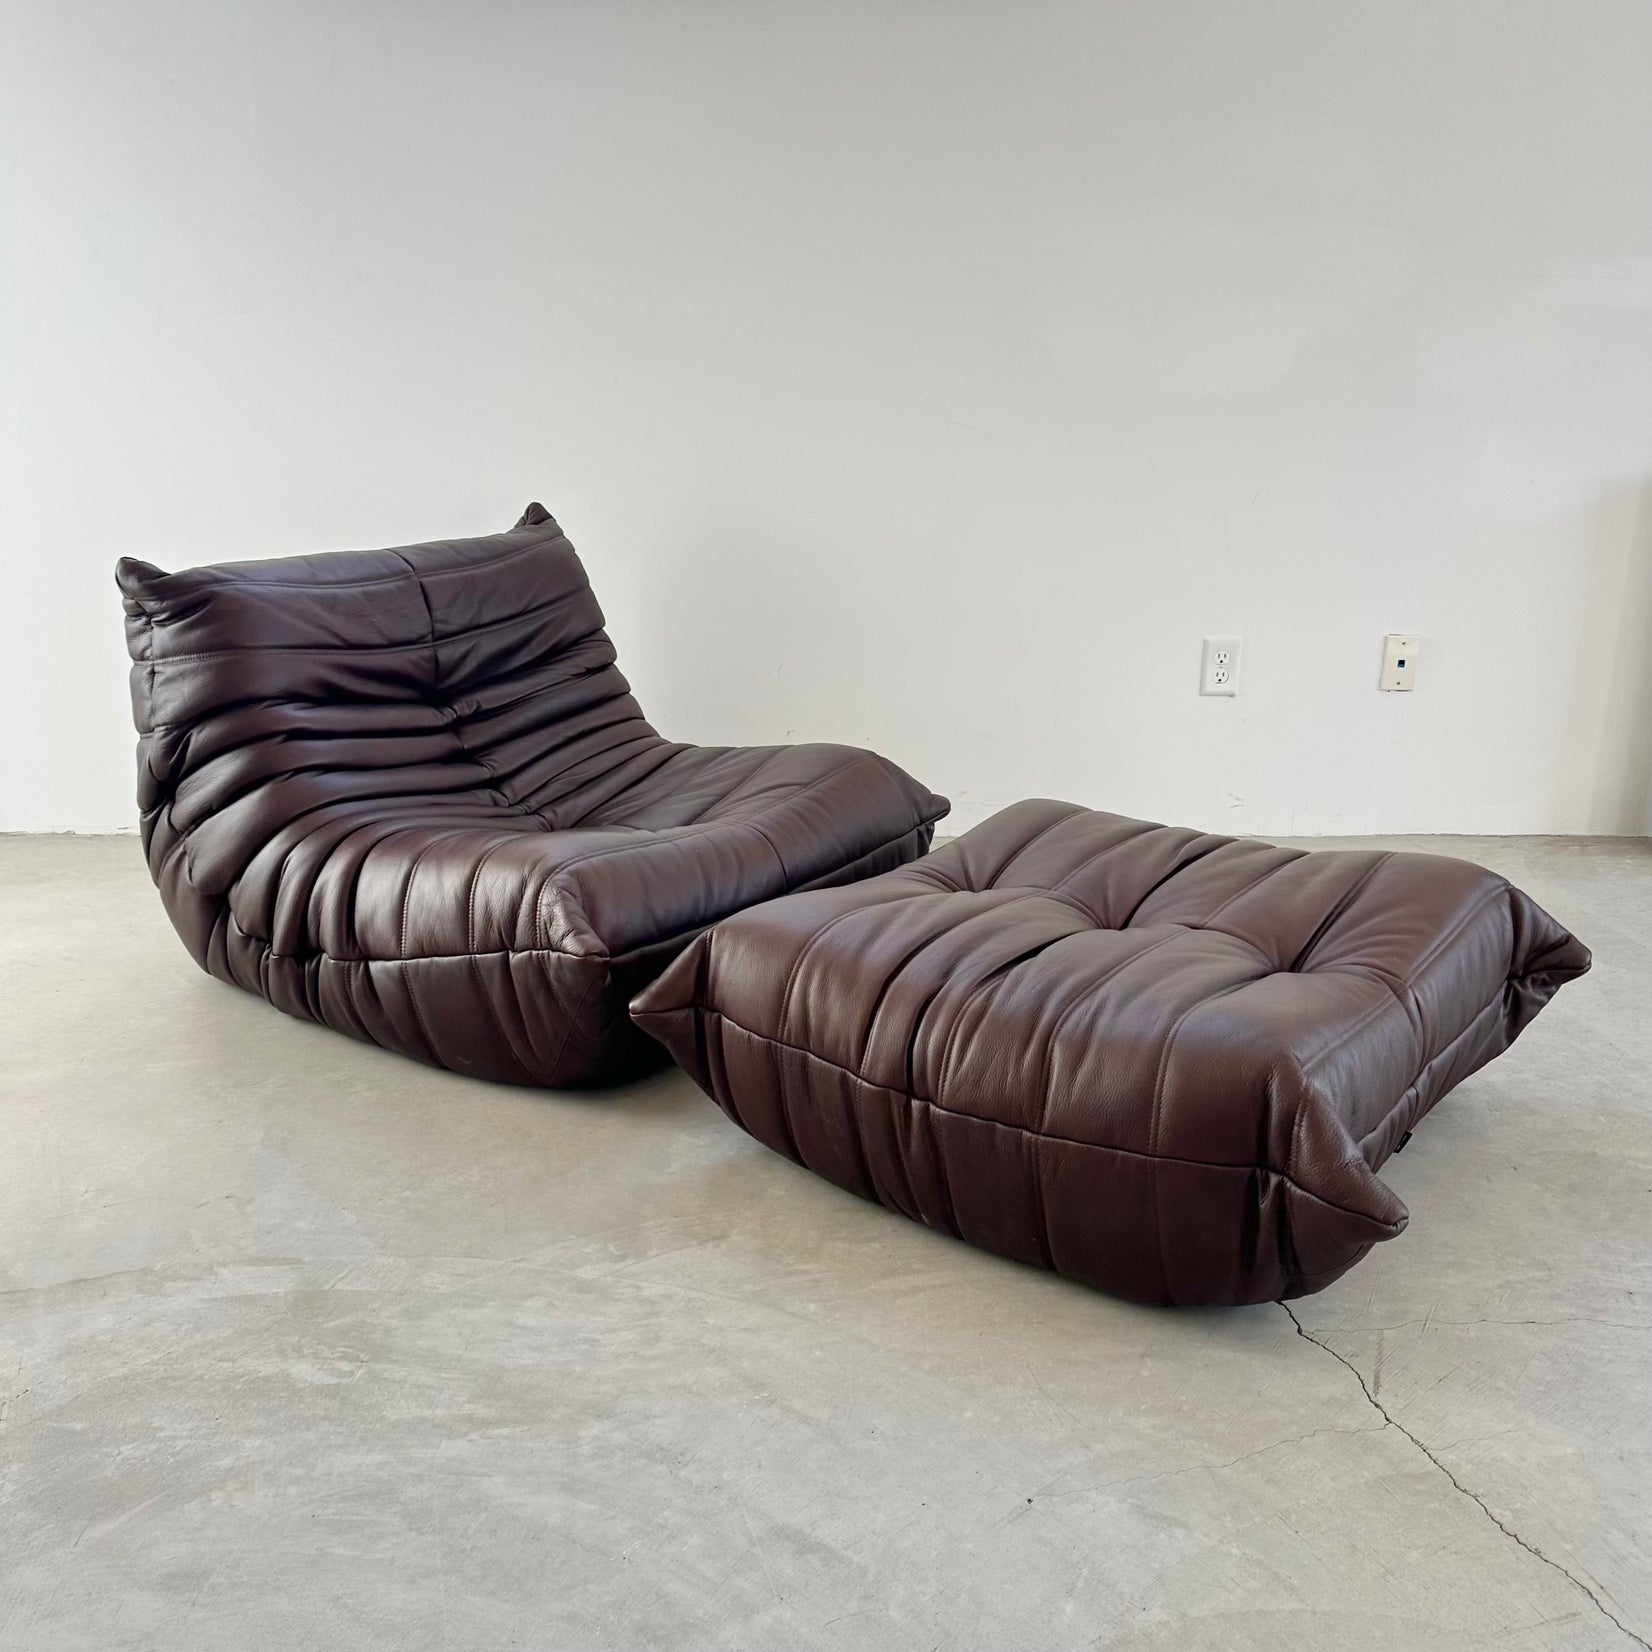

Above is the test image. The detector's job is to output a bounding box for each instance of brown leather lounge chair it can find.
[116,505,947,1085]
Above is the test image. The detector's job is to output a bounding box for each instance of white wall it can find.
[5,0,1652,837]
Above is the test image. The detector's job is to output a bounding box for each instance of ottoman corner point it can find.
[630,798,1591,1307]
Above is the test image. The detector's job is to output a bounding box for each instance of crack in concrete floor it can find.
[1280,1303,1650,1652]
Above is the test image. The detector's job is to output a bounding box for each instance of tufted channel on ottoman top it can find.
[631,799,1591,1305]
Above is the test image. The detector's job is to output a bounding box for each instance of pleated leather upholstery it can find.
[631,799,1590,1303]
[116,505,947,1085]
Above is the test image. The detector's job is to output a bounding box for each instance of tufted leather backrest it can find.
[118,502,623,722]
[116,504,674,941]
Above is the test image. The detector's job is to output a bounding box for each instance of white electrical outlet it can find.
[1200,635,1242,696]
[1379,634,1420,691]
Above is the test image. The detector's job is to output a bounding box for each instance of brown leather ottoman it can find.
[631,800,1589,1305]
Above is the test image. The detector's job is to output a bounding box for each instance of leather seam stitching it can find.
[1288,851,1397,971]
[982,804,1092,888]
[236,818,939,967]
[389,549,440,693]
[1115,834,1237,929]
[542,752,892,886]
[545,969,603,1082]
[702,1009,1407,1231]
[683,748,794,828]
[1032,931,1187,1132]
[461,839,536,1082]
[1044,821,1180,921]
[136,582,588,667]
[932,913,1086,1107]
[778,906,871,1044]
[129,530,563,599]
[1187,850,1313,931]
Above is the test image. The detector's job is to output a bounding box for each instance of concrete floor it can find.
[1,833,1648,1651]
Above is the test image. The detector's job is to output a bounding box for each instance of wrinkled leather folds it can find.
[117,505,947,1084]
[631,800,1590,1304]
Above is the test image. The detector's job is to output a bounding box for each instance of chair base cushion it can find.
[630,800,1590,1304]
[213,792,939,1088]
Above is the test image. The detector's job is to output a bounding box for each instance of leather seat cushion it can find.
[630,799,1590,1304]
